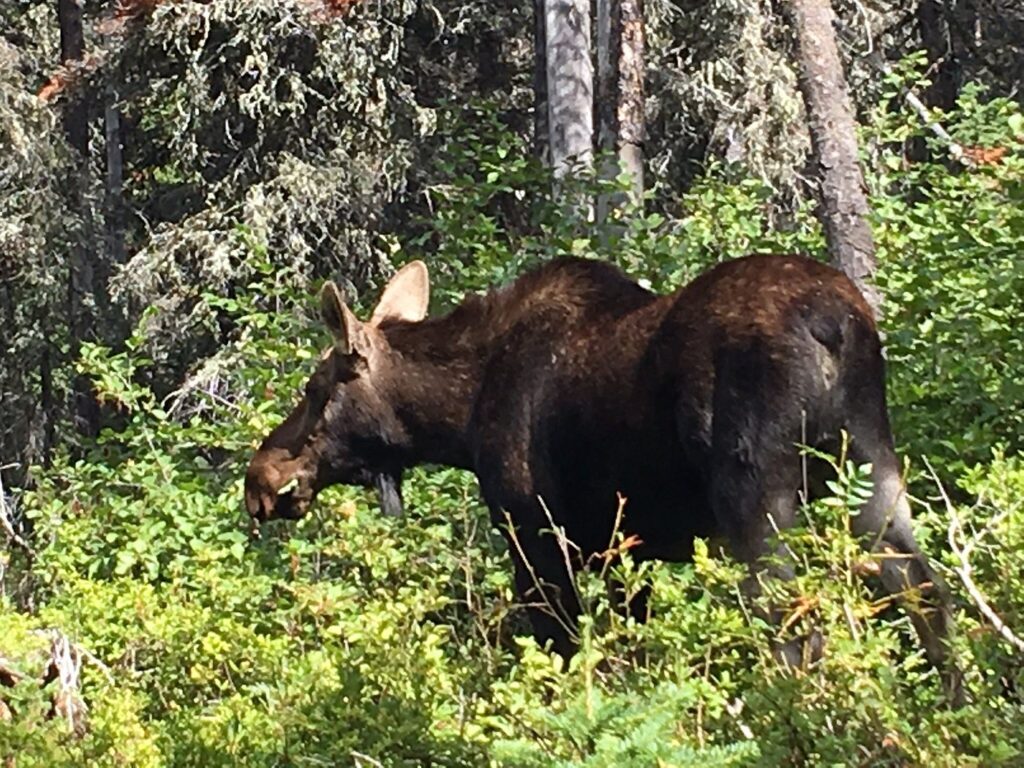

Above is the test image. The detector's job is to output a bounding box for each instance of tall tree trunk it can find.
[101,86,127,352]
[917,0,972,112]
[533,0,550,163]
[57,0,87,156]
[57,0,101,441]
[544,0,593,182]
[105,90,125,270]
[596,0,644,222]
[784,0,881,316]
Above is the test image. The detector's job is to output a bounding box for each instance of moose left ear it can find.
[320,281,365,356]
[370,260,430,325]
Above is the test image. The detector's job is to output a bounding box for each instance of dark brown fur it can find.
[245,255,959,696]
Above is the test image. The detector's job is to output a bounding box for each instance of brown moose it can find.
[245,254,958,696]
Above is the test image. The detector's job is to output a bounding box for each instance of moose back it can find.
[245,255,954,680]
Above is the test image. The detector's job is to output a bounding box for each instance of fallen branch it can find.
[1,630,112,735]
[925,459,1024,654]
[351,751,384,768]
[898,77,970,165]
[861,51,974,167]
[30,630,114,686]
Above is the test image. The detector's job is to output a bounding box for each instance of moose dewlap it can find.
[244,254,959,698]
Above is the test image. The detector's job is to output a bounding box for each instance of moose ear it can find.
[320,281,363,355]
[370,260,430,325]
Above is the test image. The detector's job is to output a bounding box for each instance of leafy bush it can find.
[868,80,1024,474]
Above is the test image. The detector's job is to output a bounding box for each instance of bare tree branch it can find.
[860,51,975,167]
[924,459,1024,654]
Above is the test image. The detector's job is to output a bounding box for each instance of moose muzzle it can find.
[244,447,315,522]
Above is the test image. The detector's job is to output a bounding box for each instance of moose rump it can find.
[244,254,956,693]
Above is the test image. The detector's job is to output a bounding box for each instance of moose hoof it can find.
[772,628,825,671]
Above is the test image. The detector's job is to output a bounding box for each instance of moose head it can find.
[244,261,431,523]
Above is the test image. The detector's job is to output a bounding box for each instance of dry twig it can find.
[861,51,975,167]
[924,459,1024,654]
[0,462,34,557]
[47,631,88,735]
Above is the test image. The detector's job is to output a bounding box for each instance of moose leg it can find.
[706,344,815,666]
[848,438,962,702]
[839,323,962,700]
[502,521,582,662]
[477,451,582,661]
[709,450,819,667]
[710,455,798,567]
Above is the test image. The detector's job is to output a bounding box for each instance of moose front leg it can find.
[501,522,583,662]
[472,389,585,661]
[850,457,964,704]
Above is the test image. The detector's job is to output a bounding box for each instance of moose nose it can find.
[244,472,270,522]
[245,446,305,523]
[244,457,281,523]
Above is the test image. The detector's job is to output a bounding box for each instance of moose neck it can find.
[374,258,665,472]
[377,308,490,472]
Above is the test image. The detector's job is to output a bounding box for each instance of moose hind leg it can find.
[850,447,959,690]
[834,316,962,700]
[709,423,817,665]
[707,341,802,573]
[707,342,818,666]
[711,454,798,569]
[710,451,821,667]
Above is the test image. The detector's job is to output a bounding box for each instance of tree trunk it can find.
[57,0,87,156]
[615,0,644,202]
[544,0,593,180]
[784,0,881,316]
[105,91,125,269]
[57,0,101,441]
[597,0,644,221]
[917,0,971,112]
[533,0,550,163]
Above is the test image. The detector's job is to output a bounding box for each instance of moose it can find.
[245,254,958,695]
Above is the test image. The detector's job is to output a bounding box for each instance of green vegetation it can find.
[1,77,1022,765]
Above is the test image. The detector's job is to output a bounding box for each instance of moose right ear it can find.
[320,281,363,356]
[371,260,430,325]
